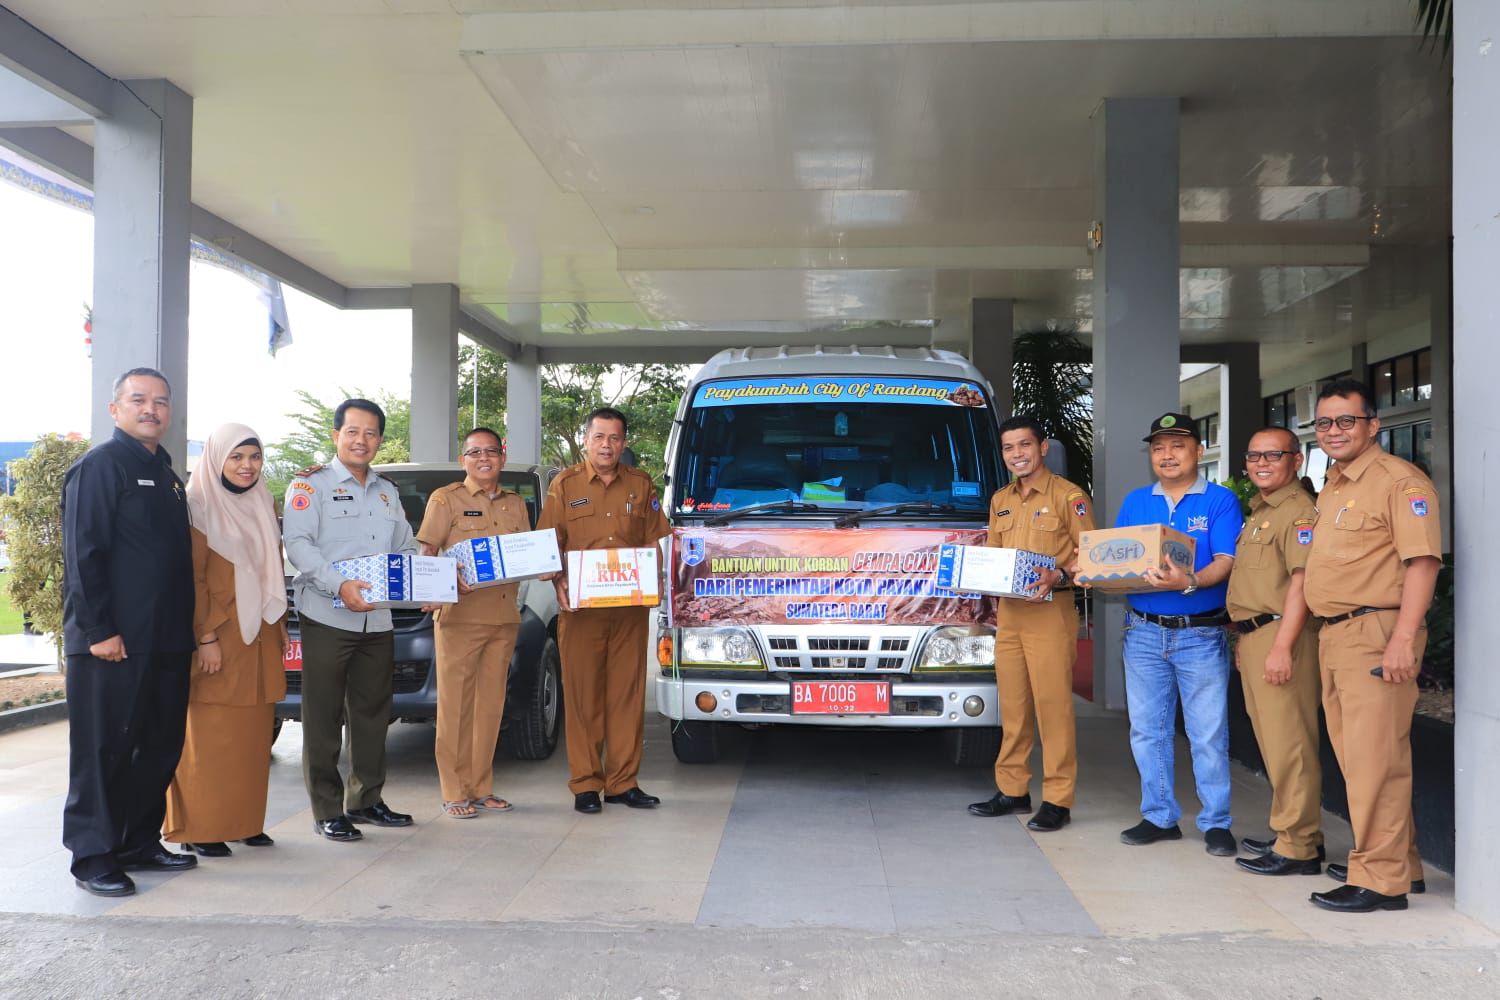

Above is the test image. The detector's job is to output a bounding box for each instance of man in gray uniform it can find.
[283,398,418,842]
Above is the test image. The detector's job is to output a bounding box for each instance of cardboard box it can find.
[446,528,562,589]
[933,544,1055,601]
[1075,525,1196,592]
[566,547,661,610]
[332,553,459,609]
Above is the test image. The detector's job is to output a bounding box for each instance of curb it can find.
[0,700,68,735]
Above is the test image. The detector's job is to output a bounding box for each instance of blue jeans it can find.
[1122,613,1232,831]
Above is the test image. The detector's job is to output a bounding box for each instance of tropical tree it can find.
[0,434,90,661]
[1415,0,1452,57]
[263,389,410,502]
[1010,327,1094,495]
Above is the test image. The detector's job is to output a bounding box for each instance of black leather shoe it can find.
[1205,827,1237,856]
[183,842,232,858]
[241,833,275,847]
[967,792,1033,818]
[75,871,135,897]
[604,787,661,808]
[1242,835,1327,861]
[1120,819,1182,846]
[1236,851,1322,876]
[313,816,363,842]
[346,801,413,827]
[1326,862,1425,894]
[1310,884,1407,912]
[574,791,602,814]
[119,845,198,872]
[1026,802,1070,831]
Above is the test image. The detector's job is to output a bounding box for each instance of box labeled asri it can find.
[332,553,459,609]
[566,547,661,610]
[1075,525,1195,593]
[933,544,1055,601]
[446,528,562,589]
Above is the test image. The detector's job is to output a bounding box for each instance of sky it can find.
[0,177,416,446]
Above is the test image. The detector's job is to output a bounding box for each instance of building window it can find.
[1195,413,1220,448]
[1264,390,1294,428]
[1378,420,1434,474]
[1368,349,1431,409]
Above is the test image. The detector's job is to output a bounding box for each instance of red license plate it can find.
[792,680,890,715]
[283,640,303,671]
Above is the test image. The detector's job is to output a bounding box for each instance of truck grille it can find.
[759,627,922,673]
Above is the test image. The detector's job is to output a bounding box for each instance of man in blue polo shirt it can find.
[1111,412,1244,856]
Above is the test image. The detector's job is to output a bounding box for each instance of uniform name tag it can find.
[333,494,354,502]
[568,498,590,508]
[463,510,484,517]
[994,508,1011,518]
[137,479,155,486]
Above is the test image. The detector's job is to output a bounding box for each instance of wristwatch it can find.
[1181,571,1199,596]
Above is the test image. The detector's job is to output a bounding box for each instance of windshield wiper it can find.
[704,499,821,527]
[833,501,957,529]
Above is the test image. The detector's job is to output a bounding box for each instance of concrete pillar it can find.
[1089,97,1181,710]
[1428,242,1453,552]
[1452,0,1500,932]
[1218,342,1261,479]
[91,80,192,462]
[410,283,460,462]
[970,299,1014,416]
[506,345,543,466]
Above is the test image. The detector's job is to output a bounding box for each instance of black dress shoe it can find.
[1310,884,1407,912]
[1326,862,1425,894]
[1120,819,1182,846]
[183,842,232,858]
[313,816,363,842]
[75,871,135,897]
[1241,835,1326,861]
[1205,827,1237,856]
[119,845,198,872]
[346,801,413,827]
[967,792,1033,818]
[241,833,275,847]
[1236,851,1322,876]
[1026,802,1070,831]
[604,787,661,808]
[574,791,602,814]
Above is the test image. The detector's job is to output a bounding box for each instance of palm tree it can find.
[1010,327,1093,495]
[1415,0,1452,57]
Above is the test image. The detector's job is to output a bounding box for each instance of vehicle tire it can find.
[504,637,562,760]
[271,717,284,745]
[942,726,1001,767]
[670,719,721,764]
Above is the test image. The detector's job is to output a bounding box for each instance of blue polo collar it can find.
[1151,474,1208,497]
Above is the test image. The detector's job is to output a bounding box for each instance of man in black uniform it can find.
[62,367,198,896]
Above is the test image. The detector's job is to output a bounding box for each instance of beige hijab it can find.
[185,423,287,645]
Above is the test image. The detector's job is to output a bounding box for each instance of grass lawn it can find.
[0,582,24,636]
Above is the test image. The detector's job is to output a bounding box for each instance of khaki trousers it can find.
[557,605,649,795]
[433,620,519,802]
[1237,621,1323,860]
[993,596,1079,808]
[1320,610,1425,896]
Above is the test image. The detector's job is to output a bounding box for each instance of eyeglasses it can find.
[1313,415,1375,432]
[1244,450,1293,463]
[462,446,504,458]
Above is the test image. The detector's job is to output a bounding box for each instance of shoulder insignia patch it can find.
[1066,490,1084,502]
[568,497,590,508]
[651,497,661,512]
[291,482,315,494]
[289,492,311,511]
[294,463,325,478]
[1403,486,1427,496]
[1073,500,1089,518]
[1410,497,1429,517]
[1296,526,1313,545]
[1293,517,1314,526]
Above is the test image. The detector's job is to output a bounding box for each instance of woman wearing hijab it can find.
[163,424,289,857]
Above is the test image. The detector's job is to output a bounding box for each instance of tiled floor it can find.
[0,699,1493,949]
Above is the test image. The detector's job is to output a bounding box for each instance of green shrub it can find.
[0,434,90,664]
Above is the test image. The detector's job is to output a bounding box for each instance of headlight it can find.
[917,625,995,669]
[679,627,763,667]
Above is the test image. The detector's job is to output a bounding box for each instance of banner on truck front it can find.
[669,527,994,627]
[691,376,989,408]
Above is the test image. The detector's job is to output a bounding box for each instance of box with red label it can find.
[566,547,661,609]
[1075,525,1195,593]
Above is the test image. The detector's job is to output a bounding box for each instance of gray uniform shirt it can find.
[282,458,418,633]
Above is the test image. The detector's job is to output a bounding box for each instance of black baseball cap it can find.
[1143,412,1200,442]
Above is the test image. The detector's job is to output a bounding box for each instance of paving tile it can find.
[500,877,704,925]
[890,885,1100,937]
[696,880,896,933]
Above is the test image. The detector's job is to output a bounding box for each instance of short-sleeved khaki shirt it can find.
[536,461,671,553]
[416,478,530,626]
[985,467,1096,568]
[1226,481,1317,621]
[1303,446,1442,618]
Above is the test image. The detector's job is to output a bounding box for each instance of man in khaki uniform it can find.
[537,407,671,814]
[1227,427,1325,877]
[1304,378,1442,913]
[417,428,531,818]
[967,416,1094,832]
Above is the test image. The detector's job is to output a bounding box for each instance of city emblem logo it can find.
[1410,497,1428,517]
[290,493,311,511]
[682,536,706,567]
[1297,526,1313,545]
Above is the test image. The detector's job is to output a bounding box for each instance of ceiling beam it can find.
[458,306,523,359]
[0,7,116,118]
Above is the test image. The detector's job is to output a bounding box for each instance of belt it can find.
[1322,605,1390,626]
[1132,608,1229,629]
[1230,613,1281,635]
